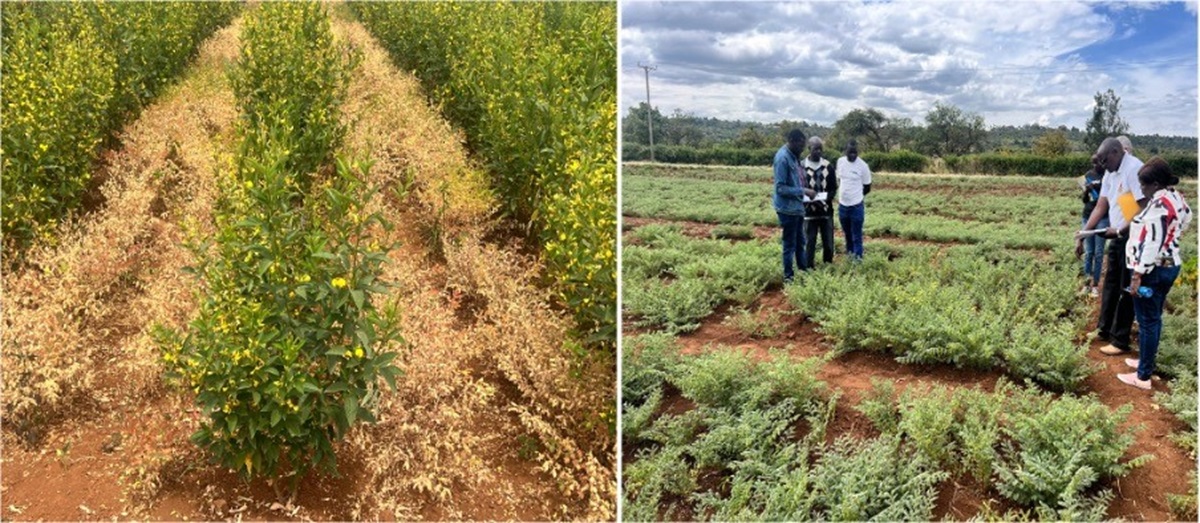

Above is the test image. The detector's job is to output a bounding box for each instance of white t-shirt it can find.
[836,156,872,206]
[1100,152,1144,230]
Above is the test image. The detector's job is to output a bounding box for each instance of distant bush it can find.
[860,149,928,172]
[945,152,1197,178]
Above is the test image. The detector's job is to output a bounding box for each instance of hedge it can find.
[623,143,1196,178]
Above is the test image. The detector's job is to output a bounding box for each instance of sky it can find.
[620,0,1199,137]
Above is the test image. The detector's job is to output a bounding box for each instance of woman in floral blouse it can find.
[1118,157,1193,390]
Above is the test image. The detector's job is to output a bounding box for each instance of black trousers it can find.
[1097,237,1134,350]
[804,215,835,269]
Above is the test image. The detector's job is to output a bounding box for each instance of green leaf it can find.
[350,289,364,309]
[270,409,282,427]
[326,382,350,394]
[344,393,359,426]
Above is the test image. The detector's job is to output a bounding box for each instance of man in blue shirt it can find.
[773,129,816,282]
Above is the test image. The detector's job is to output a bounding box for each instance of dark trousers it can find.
[838,203,865,259]
[1097,238,1134,350]
[1133,265,1181,380]
[778,212,805,281]
[804,216,834,268]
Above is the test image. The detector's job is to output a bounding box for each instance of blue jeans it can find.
[1133,265,1181,380]
[778,212,805,281]
[1082,217,1109,286]
[838,203,865,259]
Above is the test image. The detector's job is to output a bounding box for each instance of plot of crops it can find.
[2,2,615,520]
[622,162,1198,521]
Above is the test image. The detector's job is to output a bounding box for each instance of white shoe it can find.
[1117,372,1151,391]
[1124,358,1139,369]
[1089,287,1099,298]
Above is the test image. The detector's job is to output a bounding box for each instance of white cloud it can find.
[621,0,1196,136]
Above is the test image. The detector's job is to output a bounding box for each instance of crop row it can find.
[622,335,1148,521]
[351,1,617,346]
[1,1,240,253]
[156,2,398,484]
[624,224,781,333]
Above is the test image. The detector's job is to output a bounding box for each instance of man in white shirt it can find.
[1077,137,1146,355]
[836,140,872,260]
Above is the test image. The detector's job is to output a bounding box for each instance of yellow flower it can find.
[331,277,347,288]
[354,347,364,358]
[244,180,253,189]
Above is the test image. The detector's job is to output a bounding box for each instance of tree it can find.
[1033,130,1071,157]
[622,102,666,145]
[831,108,888,152]
[919,102,986,156]
[1084,89,1129,153]
[662,109,706,147]
[732,125,770,149]
[880,116,916,151]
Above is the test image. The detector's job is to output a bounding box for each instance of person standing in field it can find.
[773,129,816,283]
[1080,155,1108,298]
[836,140,871,260]
[1077,137,1146,356]
[1117,157,1191,390]
[801,136,838,269]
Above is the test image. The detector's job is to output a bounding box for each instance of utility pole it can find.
[638,62,657,162]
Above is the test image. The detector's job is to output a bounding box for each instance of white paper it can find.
[1076,229,1108,237]
[803,192,828,203]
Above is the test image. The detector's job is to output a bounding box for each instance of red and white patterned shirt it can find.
[1126,188,1192,275]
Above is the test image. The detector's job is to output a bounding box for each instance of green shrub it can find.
[1,1,239,252]
[710,224,755,240]
[994,388,1150,516]
[722,306,788,338]
[855,379,900,434]
[668,349,826,415]
[157,155,403,484]
[621,333,679,405]
[812,435,948,522]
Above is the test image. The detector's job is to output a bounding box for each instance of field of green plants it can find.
[622,162,1198,520]
[3,2,615,520]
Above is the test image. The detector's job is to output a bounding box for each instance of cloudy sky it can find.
[621,1,1198,136]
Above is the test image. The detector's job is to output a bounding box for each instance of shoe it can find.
[1090,287,1099,298]
[1124,358,1139,369]
[1079,285,1090,295]
[1117,372,1151,390]
[1099,344,1130,355]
